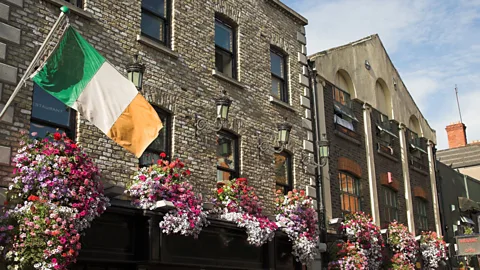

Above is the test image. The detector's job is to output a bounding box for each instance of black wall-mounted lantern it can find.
[127,54,145,90]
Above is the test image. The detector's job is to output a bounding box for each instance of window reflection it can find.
[216,132,238,181]
[274,152,292,194]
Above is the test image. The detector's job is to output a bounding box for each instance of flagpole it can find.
[0,6,69,119]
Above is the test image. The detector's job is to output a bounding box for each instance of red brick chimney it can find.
[446,122,467,148]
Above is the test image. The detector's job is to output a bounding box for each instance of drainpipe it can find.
[307,60,327,256]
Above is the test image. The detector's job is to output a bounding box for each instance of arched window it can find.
[335,69,354,97]
[382,186,398,223]
[408,115,421,136]
[139,106,171,167]
[375,79,392,118]
[274,151,293,194]
[415,198,428,231]
[339,172,361,213]
[216,131,239,181]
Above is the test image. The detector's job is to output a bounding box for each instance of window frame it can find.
[339,172,361,214]
[382,186,399,223]
[270,47,289,103]
[141,0,171,46]
[415,198,429,231]
[139,106,172,167]
[216,130,240,181]
[64,0,83,8]
[274,151,293,195]
[214,16,237,79]
[30,83,76,140]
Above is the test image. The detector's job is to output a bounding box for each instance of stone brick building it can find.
[309,34,442,237]
[0,0,320,268]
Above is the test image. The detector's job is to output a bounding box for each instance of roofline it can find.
[266,0,308,25]
[308,34,437,137]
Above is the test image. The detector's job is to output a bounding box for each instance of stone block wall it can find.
[0,0,313,214]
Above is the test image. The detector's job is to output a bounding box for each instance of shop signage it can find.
[456,235,480,256]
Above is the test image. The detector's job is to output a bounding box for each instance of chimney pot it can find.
[446,122,467,148]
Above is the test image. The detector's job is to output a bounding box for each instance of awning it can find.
[459,196,480,212]
[460,216,476,225]
[410,143,428,154]
[334,103,358,122]
[376,125,398,138]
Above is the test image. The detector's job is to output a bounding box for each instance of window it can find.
[333,86,356,131]
[215,17,236,78]
[339,172,361,213]
[216,132,239,181]
[141,0,170,45]
[383,187,398,223]
[270,48,288,102]
[415,198,428,231]
[64,0,83,8]
[139,106,171,167]
[30,83,75,139]
[274,152,292,194]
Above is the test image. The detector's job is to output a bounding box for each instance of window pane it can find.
[217,133,236,170]
[274,153,288,185]
[139,151,161,167]
[215,21,232,51]
[340,174,348,193]
[347,177,353,193]
[271,77,283,100]
[29,122,66,139]
[349,196,357,212]
[270,51,284,78]
[142,0,165,16]
[141,12,164,41]
[217,169,231,181]
[215,49,233,77]
[342,194,349,212]
[32,84,70,126]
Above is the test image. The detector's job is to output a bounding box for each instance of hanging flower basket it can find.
[125,154,208,238]
[387,221,417,269]
[275,189,319,265]
[329,212,384,269]
[419,231,447,269]
[327,241,368,270]
[211,178,277,247]
[0,132,109,269]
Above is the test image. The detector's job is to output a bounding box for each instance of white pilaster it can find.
[363,103,380,225]
[399,123,416,234]
[427,140,442,236]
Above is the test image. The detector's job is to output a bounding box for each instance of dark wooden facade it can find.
[71,200,301,270]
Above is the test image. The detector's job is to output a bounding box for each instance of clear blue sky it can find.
[283,0,480,149]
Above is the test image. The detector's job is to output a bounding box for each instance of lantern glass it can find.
[130,71,143,89]
[278,129,289,144]
[320,145,329,158]
[216,103,230,121]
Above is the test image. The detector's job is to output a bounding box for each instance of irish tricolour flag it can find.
[31,26,162,157]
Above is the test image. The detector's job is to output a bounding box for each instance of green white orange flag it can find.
[31,26,162,158]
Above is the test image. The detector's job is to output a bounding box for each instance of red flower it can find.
[53,132,61,140]
[237,178,247,184]
[160,152,167,159]
[174,173,180,178]
[3,200,7,206]
[70,143,77,149]
[185,169,191,176]
[27,195,39,201]
[217,188,224,194]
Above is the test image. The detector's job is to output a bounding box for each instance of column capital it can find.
[427,140,435,147]
[398,122,407,130]
[362,102,372,111]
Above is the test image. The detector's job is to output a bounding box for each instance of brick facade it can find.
[322,82,370,219]
[0,0,312,215]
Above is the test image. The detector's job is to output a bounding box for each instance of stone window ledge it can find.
[377,150,399,162]
[212,70,245,89]
[334,130,361,146]
[269,96,296,112]
[137,35,178,58]
[44,0,93,20]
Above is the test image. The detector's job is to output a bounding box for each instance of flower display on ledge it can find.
[330,212,384,270]
[419,231,447,269]
[211,178,278,247]
[327,241,368,270]
[387,221,417,269]
[0,132,109,270]
[275,189,319,265]
[125,154,208,238]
